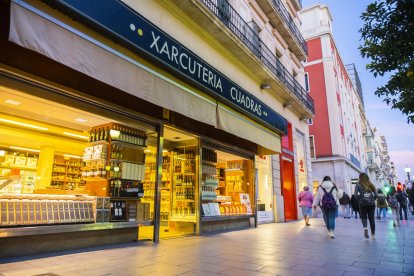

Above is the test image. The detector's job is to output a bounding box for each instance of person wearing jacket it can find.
[387,186,400,227]
[351,194,360,219]
[298,186,314,227]
[395,186,408,221]
[339,191,351,219]
[376,189,388,220]
[354,173,377,240]
[313,176,343,238]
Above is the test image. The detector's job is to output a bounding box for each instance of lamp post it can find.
[404,167,411,183]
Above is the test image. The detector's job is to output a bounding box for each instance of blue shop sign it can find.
[47,0,287,134]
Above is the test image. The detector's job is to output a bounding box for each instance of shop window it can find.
[200,147,254,218]
[0,90,157,230]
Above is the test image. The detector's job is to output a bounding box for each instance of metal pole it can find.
[153,123,164,243]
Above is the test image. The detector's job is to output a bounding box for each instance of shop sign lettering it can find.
[47,0,287,134]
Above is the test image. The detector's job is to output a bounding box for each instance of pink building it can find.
[299,5,365,193]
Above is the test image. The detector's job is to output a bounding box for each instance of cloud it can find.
[389,150,414,181]
[390,151,414,166]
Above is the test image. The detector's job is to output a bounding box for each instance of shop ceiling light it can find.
[0,118,48,131]
[5,99,21,105]
[10,146,40,153]
[260,83,272,89]
[63,154,82,159]
[75,118,88,123]
[63,132,89,140]
[0,150,5,156]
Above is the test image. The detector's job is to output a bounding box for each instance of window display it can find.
[201,147,254,217]
[0,91,156,227]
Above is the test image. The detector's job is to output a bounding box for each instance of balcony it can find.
[255,0,307,59]
[171,0,314,116]
[291,0,302,10]
[367,160,380,171]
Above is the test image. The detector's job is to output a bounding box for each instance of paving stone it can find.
[2,217,414,275]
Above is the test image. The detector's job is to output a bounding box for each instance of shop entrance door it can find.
[282,157,297,221]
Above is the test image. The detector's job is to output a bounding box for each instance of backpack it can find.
[377,195,386,206]
[320,186,337,210]
[359,186,375,206]
[388,195,398,208]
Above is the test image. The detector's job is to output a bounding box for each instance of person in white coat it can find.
[313,176,343,238]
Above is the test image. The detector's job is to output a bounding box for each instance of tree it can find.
[359,0,414,123]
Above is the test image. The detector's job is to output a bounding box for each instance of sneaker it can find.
[364,228,369,239]
[330,231,335,238]
[306,223,311,226]
[393,222,396,227]
[371,235,375,240]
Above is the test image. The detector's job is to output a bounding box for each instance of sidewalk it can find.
[1,214,414,276]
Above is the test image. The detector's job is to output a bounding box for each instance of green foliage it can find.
[359,0,414,123]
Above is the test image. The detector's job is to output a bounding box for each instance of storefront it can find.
[0,0,289,256]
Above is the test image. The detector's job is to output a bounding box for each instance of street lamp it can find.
[404,167,411,183]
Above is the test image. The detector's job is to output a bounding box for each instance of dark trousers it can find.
[359,204,376,235]
[400,204,408,220]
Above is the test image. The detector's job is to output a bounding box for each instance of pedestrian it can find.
[298,186,314,227]
[396,186,408,220]
[387,186,400,227]
[376,189,388,220]
[339,191,351,219]
[313,176,343,238]
[351,194,360,219]
[406,184,414,214]
[354,173,377,240]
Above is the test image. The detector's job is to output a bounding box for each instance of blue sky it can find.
[302,0,414,183]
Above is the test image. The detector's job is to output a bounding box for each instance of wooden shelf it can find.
[0,165,37,171]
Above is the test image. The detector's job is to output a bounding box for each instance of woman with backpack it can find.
[354,173,377,240]
[298,186,314,226]
[312,176,343,238]
[376,189,388,220]
[387,186,400,227]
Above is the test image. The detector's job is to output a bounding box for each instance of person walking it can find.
[313,176,343,238]
[376,189,388,220]
[396,186,408,221]
[407,185,414,215]
[339,191,351,219]
[387,186,400,227]
[354,173,377,240]
[351,194,360,219]
[298,186,314,227]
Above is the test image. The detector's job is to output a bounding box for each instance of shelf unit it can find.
[82,123,148,222]
[171,146,197,219]
[51,156,83,190]
[200,148,220,216]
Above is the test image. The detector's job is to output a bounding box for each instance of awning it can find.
[8,0,281,154]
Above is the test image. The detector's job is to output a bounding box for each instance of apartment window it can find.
[247,20,261,56]
[304,73,310,92]
[309,135,316,159]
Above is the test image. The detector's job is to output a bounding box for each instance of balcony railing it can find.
[201,0,314,114]
[269,0,307,55]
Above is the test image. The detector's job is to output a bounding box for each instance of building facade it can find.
[0,0,314,256]
[299,5,365,194]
